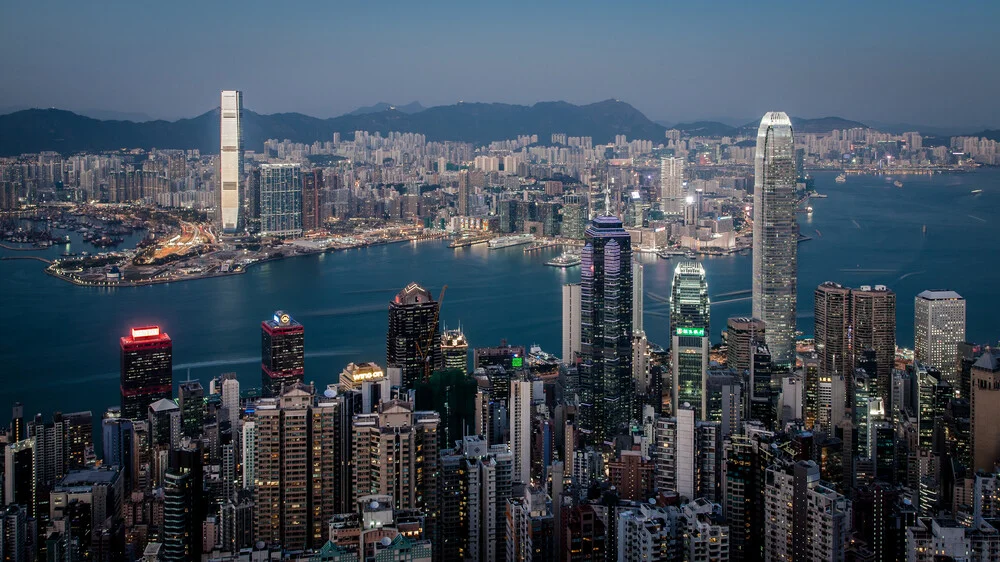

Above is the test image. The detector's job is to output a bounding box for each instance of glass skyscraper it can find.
[752,112,798,366]
[670,262,710,420]
[259,163,303,238]
[120,326,173,420]
[260,310,305,397]
[219,90,243,234]
[579,216,633,444]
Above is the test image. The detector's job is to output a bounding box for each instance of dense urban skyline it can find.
[1,2,999,128]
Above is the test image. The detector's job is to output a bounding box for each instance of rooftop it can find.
[973,350,1000,372]
[393,282,434,305]
[916,289,964,301]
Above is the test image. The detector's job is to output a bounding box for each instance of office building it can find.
[671,262,710,420]
[177,380,204,438]
[4,438,36,518]
[726,317,765,375]
[852,285,897,402]
[562,283,582,364]
[260,310,305,397]
[259,163,303,237]
[0,504,28,562]
[815,282,852,385]
[440,328,469,374]
[219,90,243,233]
[101,417,135,492]
[722,426,776,561]
[339,362,389,414]
[220,373,240,432]
[752,111,798,366]
[254,383,355,551]
[387,283,441,391]
[120,326,173,421]
[764,460,848,562]
[915,290,966,387]
[971,350,1000,472]
[660,156,685,215]
[162,443,203,561]
[580,216,634,444]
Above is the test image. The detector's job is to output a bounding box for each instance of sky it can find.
[1,1,998,129]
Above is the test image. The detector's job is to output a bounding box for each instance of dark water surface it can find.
[1,170,997,418]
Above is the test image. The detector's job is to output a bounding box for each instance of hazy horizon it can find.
[2,1,998,129]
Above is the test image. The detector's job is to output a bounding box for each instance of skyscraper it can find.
[301,168,324,231]
[386,283,441,391]
[852,285,896,402]
[752,112,798,366]
[254,383,355,550]
[914,290,966,387]
[219,90,243,234]
[579,216,633,444]
[260,311,305,398]
[814,282,852,385]
[259,163,303,238]
[970,350,1000,472]
[764,460,848,561]
[162,443,203,561]
[120,326,173,421]
[177,380,205,438]
[671,262,710,420]
[725,317,765,375]
[660,156,685,215]
[441,328,469,374]
[562,283,581,364]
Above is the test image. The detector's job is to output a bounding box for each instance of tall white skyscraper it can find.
[914,290,966,385]
[220,90,243,233]
[752,112,798,366]
[562,283,581,363]
[633,261,644,333]
[660,156,685,215]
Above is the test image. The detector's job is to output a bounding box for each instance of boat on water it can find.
[545,251,582,268]
[835,174,847,183]
[811,193,828,198]
[685,251,697,260]
[488,234,535,249]
[971,189,983,194]
[922,224,927,234]
[893,180,903,188]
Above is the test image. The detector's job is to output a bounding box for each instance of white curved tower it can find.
[752,112,797,366]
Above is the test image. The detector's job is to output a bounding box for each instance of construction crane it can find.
[414,284,447,383]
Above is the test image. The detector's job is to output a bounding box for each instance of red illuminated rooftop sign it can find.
[131,326,161,339]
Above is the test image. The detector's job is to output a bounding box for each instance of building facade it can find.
[259,163,303,237]
[752,111,798,366]
[260,310,305,397]
[219,90,243,233]
[120,326,172,421]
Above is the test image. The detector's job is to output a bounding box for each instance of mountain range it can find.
[0,100,979,157]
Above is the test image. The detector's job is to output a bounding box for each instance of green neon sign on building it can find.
[675,327,705,337]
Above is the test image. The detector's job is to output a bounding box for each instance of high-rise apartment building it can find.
[752,112,798,366]
[562,283,582,364]
[387,283,442,391]
[579,216,634,444]
[915,290,966,387]
[301,168,324,231]
[219,90,243,233]
[764,460,848,562]
[120,326,173,421]
[260,310,304,398]
[510,378,533,486]
[259,163,303,238]
[722,425,776,561]
[177,380,204,438]
[655,406,721,503]
[970,350,1000,472]
[660,156,685,215]
[254,384,354,551]
[351,400,440,545]
[441,328,469,374]
[671,262,710,419]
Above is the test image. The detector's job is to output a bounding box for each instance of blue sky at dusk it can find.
[1,0,997,128]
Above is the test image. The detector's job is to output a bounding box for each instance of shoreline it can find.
[37,236,423,288]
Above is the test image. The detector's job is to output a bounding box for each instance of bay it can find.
[1,170,997,420]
